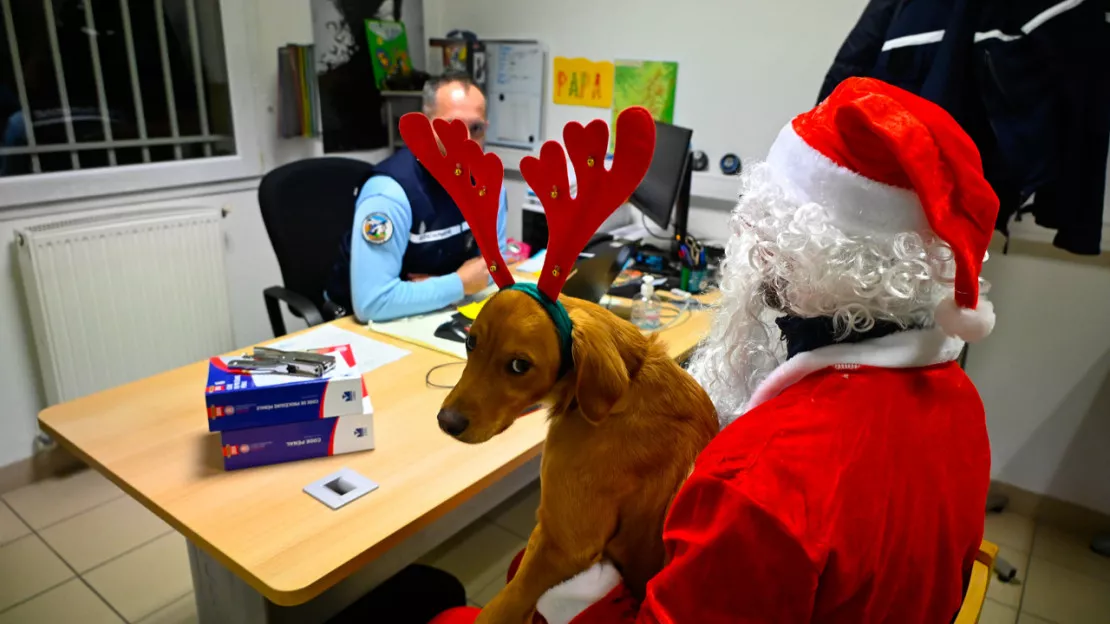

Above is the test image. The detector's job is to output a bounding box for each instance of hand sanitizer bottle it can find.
[631,275,662,331]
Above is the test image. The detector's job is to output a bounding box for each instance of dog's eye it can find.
[465,334,476,352]
[508,359,531,375]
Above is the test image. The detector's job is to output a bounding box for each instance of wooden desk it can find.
[38,301,712,623]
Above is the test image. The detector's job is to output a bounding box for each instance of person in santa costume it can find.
[431,76,998,624]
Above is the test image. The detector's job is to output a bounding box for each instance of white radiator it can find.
[16,207,235,405]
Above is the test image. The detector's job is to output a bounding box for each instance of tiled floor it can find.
[2,468,1108,623]
[0,469,193,624]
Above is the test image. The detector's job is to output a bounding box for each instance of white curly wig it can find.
[688,161,990,426]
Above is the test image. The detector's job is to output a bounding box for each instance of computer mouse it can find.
[434,319,468,343]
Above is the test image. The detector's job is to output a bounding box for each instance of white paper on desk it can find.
[368,271,541,360]
[270,325,410,374]
[369,310,468,360]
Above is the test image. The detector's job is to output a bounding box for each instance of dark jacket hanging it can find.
[819,0,1110,255]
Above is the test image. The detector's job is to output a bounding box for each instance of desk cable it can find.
[426,361,465,389]
[654,298,691,332]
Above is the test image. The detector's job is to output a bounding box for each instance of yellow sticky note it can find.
[458,297,490,321]
[552,57,614,108]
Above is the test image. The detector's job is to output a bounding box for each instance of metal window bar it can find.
[4,0,223,171]
[40,0,80,169]
[1,0,40,172]
[153,0,183,160]
[184,0,212,157]
[0,134,228,156]
[81,0,116,166]
[118,0,150,162]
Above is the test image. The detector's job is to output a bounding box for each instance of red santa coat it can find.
[435,329,992,624]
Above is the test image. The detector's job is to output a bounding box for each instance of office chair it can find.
[258,157,375,337]
[954,540,999,624]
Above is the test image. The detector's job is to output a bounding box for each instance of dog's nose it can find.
[437,408,469,436]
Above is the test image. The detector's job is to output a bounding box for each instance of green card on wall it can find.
[611,60,679,149]
[365,20,412,90]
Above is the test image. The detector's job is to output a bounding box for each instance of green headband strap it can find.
[505,283,573,378]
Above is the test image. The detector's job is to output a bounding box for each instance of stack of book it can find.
[205,345,374,470]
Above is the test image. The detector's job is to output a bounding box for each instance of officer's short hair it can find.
[423,71,481,116]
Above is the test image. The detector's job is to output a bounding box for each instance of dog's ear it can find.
[570,311,630,424]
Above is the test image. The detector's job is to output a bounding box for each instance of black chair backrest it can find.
[258,157,375,311]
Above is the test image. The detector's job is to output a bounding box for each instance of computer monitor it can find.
[629,120,693,237]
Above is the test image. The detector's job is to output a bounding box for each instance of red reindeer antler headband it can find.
[398,114,515,288]
[521,106,656,299]
[400,108,655,372]
[399,106,655,301]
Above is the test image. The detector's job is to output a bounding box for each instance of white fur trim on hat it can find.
[766,124,931,236]
[535,561,622,624]
[935,297,995,342]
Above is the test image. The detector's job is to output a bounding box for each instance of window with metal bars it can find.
[0,0,233,177]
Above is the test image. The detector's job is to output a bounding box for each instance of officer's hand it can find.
[457,257,491,296]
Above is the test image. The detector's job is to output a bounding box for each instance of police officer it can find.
[328,72,507,322]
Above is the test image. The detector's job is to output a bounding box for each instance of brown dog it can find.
[437,289,719,623]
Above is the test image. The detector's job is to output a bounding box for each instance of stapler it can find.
[227,347,336,378]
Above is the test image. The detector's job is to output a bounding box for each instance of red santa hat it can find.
[765,77,1000,342]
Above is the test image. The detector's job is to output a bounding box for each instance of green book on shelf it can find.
[365,20,412,90]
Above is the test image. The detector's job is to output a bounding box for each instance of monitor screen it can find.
[629,120,693,230]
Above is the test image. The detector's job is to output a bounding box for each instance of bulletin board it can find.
[483,40,546,150]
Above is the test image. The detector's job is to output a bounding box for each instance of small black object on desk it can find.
[434,314,472,344]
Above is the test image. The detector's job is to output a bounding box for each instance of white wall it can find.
[425,0,866,177]
[426,0,866,244]
[968,246,1110,515]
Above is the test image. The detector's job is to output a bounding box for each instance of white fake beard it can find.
[687,163,962,429]
[688,232,783,428]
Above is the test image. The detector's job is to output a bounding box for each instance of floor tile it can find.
[472,576,505,607]
[0,502,30,547]
[987,545,1030,608]
[1031,524,1110,585]
[985,512,1036,553]
[979,599,1018,624]
[1016,613,1056,624]
[0,578,123,624]
[1022,557,1110,624]
[40,496,170,572]
[2,469,122,530]
[421,519,527,599]
[136,592,197,624]
[84,532,193,623]
[0,534,75,611]
[486,481,540,539]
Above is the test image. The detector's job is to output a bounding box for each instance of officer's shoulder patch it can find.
[362,212,394,245]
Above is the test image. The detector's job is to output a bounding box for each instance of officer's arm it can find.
[497,186,509,254]
[349,193,465,323]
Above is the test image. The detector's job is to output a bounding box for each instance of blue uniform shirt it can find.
[348,177,507,322]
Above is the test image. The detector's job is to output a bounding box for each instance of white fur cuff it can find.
[935,297,995,342]
[536,561,622,624]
